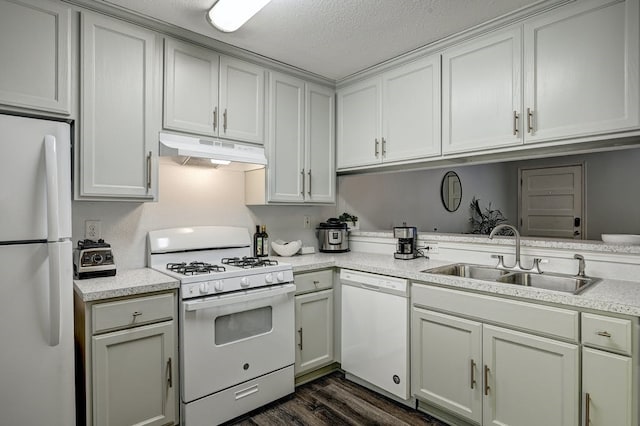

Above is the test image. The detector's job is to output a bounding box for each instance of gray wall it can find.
[337,147,640,239]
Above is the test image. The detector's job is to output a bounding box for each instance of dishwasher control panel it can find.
[340,269,408,296]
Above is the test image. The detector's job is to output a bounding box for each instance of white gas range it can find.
[148,226,295,426]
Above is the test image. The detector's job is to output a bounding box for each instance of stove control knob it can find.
[240,277,250,288]
[265,273,274,284]
[199,282,210,294]
[276,272,285,282]
[213,280,224,291]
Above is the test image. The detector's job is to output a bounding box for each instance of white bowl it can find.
[601,234,640,245]
[271,240,302,257]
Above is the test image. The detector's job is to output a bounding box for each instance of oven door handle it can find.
[184,284,295,312]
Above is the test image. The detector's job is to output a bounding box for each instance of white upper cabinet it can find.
[305,83,335,203]
[0,0,70,114]
[337,77,382,169]
[337,55,441,169]
[265,72,335,204]
[442,27,523,154]
[219,56,265,144]
[164,39,219,136]
[80,12,160,200]
[523,0,639,143]
[268,72,305,202]
[164,39,265,144]
[383,55,441,162]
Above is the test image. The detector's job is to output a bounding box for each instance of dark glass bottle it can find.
[253,225,262,257]
[259,225,269,257]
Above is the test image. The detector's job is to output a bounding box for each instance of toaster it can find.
[73,239,116,279]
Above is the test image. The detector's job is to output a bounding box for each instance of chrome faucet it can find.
[489,224,542,273]
[574,254,586,277]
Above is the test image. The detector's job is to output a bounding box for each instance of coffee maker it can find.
[393,223,418,260]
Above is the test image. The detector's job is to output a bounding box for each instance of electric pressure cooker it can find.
[316,218,350,253]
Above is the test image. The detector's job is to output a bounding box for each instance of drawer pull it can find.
[596,331,612,338]
[132,311,142,321]
[235,384,259,400]
[313,280,320,287]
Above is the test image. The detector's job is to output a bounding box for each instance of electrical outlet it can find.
[303,216,311,229]
[424,243,439,254]
[85,220,102,240]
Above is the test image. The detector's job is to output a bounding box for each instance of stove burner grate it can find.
[221,256,279,269]
[166,262,226,275]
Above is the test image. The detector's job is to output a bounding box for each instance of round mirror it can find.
[441,171,462,212]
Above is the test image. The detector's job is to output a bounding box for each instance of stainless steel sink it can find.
[424,262,600,295]
[423,263,509,281]
[496,272,600,294]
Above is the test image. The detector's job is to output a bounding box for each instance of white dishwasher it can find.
[340,269,410,401]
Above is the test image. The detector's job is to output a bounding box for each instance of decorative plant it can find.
[469,197,510,235]
[338,212,359,225]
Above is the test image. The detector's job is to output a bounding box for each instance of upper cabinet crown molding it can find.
[0,0,71,114]
[164,37,265,145]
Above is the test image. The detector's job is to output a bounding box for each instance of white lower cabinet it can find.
[294,270,334,376]
[412,284,581,426]
[75,291,178,426]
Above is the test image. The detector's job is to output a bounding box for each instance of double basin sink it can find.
[423,263,600,295]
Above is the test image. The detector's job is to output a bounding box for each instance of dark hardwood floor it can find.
[226,371,450,426]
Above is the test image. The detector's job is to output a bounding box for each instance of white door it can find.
[0,242,75,426]
[81,12,159,199]
[295,289,334,375]
[520,165,583,238]
[0,0,70,114]
[268,72,305,202]
[582,347,632,426]
[93,321,177,426]
[442,27,523,154]
[164,38,219,136]
[337,76,382,169]
[305,83,335,203]
[523,0,640,142]
[219,56,265,144]
[482,325,579,426]
[383,55,441,162]
[411,308,482,424]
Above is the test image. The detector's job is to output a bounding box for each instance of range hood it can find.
[159,132,267,170]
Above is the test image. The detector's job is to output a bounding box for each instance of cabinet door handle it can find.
[374,138,379,157]
[313,280,320,287]
[223,108,228,133]
[513,110,519,135]
[298,327,303,350]
[307,169,312,197]
[527,108,534,133]
[166,357,173,388]
[470,359,476,389]
[585,392,591,425]
[596,330,612,338]
[484,365,490,395]
[300,169,305,197]
[381,137,386,157]
[213,107,218,131]
[146,151,152,190]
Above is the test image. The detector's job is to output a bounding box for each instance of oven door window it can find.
[214,306,273,345]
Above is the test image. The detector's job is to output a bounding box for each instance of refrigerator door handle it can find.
[44,135,61,242]
[47,243,62,346]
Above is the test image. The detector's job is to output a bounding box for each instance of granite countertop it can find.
[74,268,179,302]
[282,252,640,317]
[350,230,640,255]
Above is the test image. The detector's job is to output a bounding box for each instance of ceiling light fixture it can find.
[210,158,231,165]
[207,0,271,33]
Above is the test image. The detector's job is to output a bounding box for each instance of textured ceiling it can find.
[100,0,540,80]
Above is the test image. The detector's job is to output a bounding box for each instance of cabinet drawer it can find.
[412,284,579,341]
[582,313,632,355]
[295,270,333,294]
[92,293,174,334]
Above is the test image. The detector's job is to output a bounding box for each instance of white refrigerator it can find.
[0,114,75,425]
